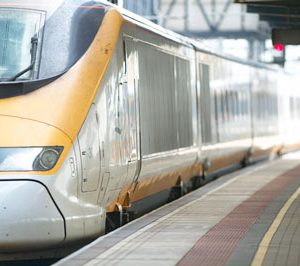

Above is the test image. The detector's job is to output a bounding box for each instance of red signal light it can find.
[274,43,284,52]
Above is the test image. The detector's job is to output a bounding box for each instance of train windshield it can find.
[0,0,106,89]
[0,9,44,81]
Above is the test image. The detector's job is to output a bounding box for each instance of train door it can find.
[78,104,101,192]
[123,38,141,184]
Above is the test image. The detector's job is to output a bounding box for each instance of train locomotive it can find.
[0,0,299,260]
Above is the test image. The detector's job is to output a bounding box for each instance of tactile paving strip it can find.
[177,166,300,266]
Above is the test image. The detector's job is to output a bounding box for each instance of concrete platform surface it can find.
[55,153,300,266]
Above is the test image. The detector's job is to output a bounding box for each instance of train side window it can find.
[225,91,229,121]
[176,57,193,148]
[199,63,212,144]
[235,91,239,120]
[220,91,225,123]
[222,91,226,122]
[137,43,177,155]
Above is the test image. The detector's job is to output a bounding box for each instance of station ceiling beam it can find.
[235,0,300,44]
[236,0,299,5]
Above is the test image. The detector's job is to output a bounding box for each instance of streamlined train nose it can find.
[0,180,65,251]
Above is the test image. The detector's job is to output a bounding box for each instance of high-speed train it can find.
[0,0,299,261]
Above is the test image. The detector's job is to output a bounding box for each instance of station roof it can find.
[235,0,300,44]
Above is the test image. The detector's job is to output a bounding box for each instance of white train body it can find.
[0,0,299,260]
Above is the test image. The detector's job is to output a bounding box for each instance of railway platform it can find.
[55,152,300,266]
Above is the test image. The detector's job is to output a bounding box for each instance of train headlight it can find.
[34,147,63,171]
[0,147,63,171]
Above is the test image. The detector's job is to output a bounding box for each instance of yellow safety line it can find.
[251,185,300,266]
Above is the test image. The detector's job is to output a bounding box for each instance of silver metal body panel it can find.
[0,180,64,251]
[0,145,105,254]
[196,51,252,162]
[278,75,300,147]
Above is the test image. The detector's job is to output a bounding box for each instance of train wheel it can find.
[193,175,205,189]
[168,178,187,202]
[105,203,131,233]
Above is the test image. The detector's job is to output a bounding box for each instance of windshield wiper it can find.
[6,35,38,82]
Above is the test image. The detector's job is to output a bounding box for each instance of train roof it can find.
[0,0,280,71]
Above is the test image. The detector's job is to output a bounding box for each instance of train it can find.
[0,0,299,261]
